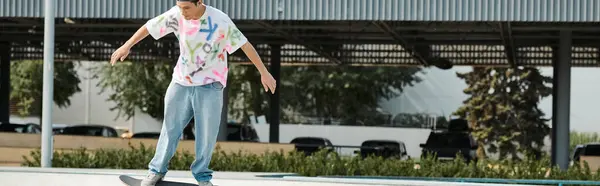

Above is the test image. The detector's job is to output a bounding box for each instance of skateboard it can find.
[119,175,217,186]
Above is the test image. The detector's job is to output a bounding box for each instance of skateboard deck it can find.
[119,175,217,186]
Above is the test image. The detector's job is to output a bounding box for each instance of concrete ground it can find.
[0,167,538,186]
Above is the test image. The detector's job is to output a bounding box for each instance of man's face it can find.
[176,0,203,20]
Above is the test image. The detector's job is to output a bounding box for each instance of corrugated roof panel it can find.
[1,0,600,22]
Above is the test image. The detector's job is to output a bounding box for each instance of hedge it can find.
[21,143,600,180]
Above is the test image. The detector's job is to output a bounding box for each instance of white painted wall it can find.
[378,67,471,117]
[379,66,600,133]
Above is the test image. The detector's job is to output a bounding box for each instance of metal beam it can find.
[0,42,10,124]
[3,24,600,39]
[254,21,343,64]
[230,61,554,67]
[372,21,429,66]
[551,30,572,171]
[499,22,519,68]
[7,21,600,31]
[11,29,600,46]
[597,47,600,66]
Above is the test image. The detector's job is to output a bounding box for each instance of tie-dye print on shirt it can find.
[145,5,248,87]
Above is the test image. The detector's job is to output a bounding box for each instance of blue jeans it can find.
[148,81,224,182]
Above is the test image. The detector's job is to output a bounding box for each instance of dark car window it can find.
[105,128,118,137]
[426,132,472,148]
[0,124,25,133]
[425,133,447,147]
[26,124,41,133]
[324,139,333,146]
[291,138,326,145]
[362,141,400,149]
[573,146,583,161]
[573,147,582,156]
[583,145,600,156]
[227,125,242,141]
[240,126,259,141]
[362,141,402,156]
[61,127,105,136]
[132,133,161,138]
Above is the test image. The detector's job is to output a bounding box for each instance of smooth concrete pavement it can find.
[0,167,538,186]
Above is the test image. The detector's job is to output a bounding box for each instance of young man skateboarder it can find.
[110,0,277,185]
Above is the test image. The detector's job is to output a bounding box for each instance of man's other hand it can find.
[261,72,277,94]
[110,46,131,65]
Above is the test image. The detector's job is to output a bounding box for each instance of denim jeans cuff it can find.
[193,174,213,182]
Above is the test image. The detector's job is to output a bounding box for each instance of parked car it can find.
[572,144,584,165]
[420,130,478,162]
[0,122,41,134]
[571,143,600,165]
[57,125,118,138]
[290,137,335,156]
[357,140,409,160]
[52,124,69,134]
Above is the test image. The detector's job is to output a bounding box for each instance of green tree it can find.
[10,60,81,116]
[90,61,173,120]
[279,66,421,125]
[453,67,552,160]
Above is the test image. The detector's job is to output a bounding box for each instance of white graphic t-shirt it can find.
[145,5,248,87]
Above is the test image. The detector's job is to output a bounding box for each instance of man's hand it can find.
[110,25,150,65]
[261,71,277,94]
[241,42,277,94]
[110,46,131,65]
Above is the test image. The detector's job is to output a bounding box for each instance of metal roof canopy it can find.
[2,0,600,67]
[3,0,600,22]
[1,19,600,67]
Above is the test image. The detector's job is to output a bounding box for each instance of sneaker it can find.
[197,181,213,186]
[140,173,165,186]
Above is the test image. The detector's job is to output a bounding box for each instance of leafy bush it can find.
[22,143,600,180]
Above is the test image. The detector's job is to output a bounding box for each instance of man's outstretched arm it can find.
[240,42,277,94]
[110,26,150,65]
[123,26,150,51]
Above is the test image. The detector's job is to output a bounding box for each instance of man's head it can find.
[176,0,204,20]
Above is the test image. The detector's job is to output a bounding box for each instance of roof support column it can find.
[499,22,518,68]
[551,30,572,171]
[217,86,229,141]
[0,42,10,124]
[269,44,281,143]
